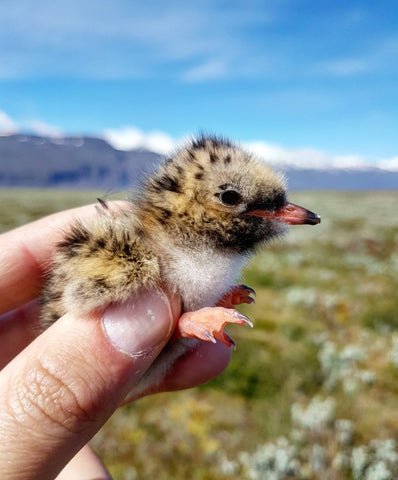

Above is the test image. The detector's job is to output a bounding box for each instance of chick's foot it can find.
[216,284,256,309]
[173,307,253,348]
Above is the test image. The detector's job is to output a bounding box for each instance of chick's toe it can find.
[172,306,253,348]
[217,284,256,309]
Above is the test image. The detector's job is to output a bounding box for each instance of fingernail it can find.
[102,289,174,356]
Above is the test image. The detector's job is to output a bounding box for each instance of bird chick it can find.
[41,135,320,394]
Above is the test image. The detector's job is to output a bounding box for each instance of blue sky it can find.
[0,0,397,168]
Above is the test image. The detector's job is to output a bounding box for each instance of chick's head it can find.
[141,135,319,253]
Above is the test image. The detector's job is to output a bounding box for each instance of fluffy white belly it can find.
[164,246,246,311]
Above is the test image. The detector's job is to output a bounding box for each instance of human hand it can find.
[0,205,231,480]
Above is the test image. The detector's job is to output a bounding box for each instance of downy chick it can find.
[41,135,320,394]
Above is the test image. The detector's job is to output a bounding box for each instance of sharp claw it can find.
[248,296,256,304]
[237,313,254,328]
[204,331,217,343]
[239,284,256,297]
[225,333,236,350]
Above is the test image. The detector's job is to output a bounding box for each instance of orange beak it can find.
[246,202,321,226]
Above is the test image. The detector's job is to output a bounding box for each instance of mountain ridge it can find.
[1,134,397,190]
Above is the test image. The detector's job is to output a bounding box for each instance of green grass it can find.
[2,189,398,479]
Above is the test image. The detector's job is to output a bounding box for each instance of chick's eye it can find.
[219,190,242,206]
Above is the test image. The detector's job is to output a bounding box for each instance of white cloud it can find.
[378,156,398,171]
[318,37,398,79]
[245,141,375,170]
[320,58,369,77]
[103,126,177,154]
[24,120,63,138]
[0,1,279,81]
[103,130,398,171]
[0,110,18,135]
[182,60,228,82]
[0,111,65,138]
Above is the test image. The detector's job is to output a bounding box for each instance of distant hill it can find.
[0,134,162,189]
[277,165,398,191]
[0,134,397,190]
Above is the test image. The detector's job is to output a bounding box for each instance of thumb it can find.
[0,288,177,480]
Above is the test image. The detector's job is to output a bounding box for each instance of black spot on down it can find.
[153,174,181,193]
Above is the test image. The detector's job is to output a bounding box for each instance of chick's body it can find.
[41,135,320,394]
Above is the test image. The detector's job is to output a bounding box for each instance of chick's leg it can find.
[172,307,253,348]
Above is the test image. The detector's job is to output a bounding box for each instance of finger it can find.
[160,340,232,392]
[55,445,112,480]
[0,201,131,315]
[131,340,232,400]
[0,300,41,369]
[0,288,176,480]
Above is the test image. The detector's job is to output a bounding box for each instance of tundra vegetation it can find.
[1,189,398,480]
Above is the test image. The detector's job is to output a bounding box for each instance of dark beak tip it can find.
[286,203,321,226]
[309,214,321,225]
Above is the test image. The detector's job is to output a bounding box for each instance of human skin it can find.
[0,204,231,480]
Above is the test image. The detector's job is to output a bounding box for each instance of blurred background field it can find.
[1,189,398,479]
